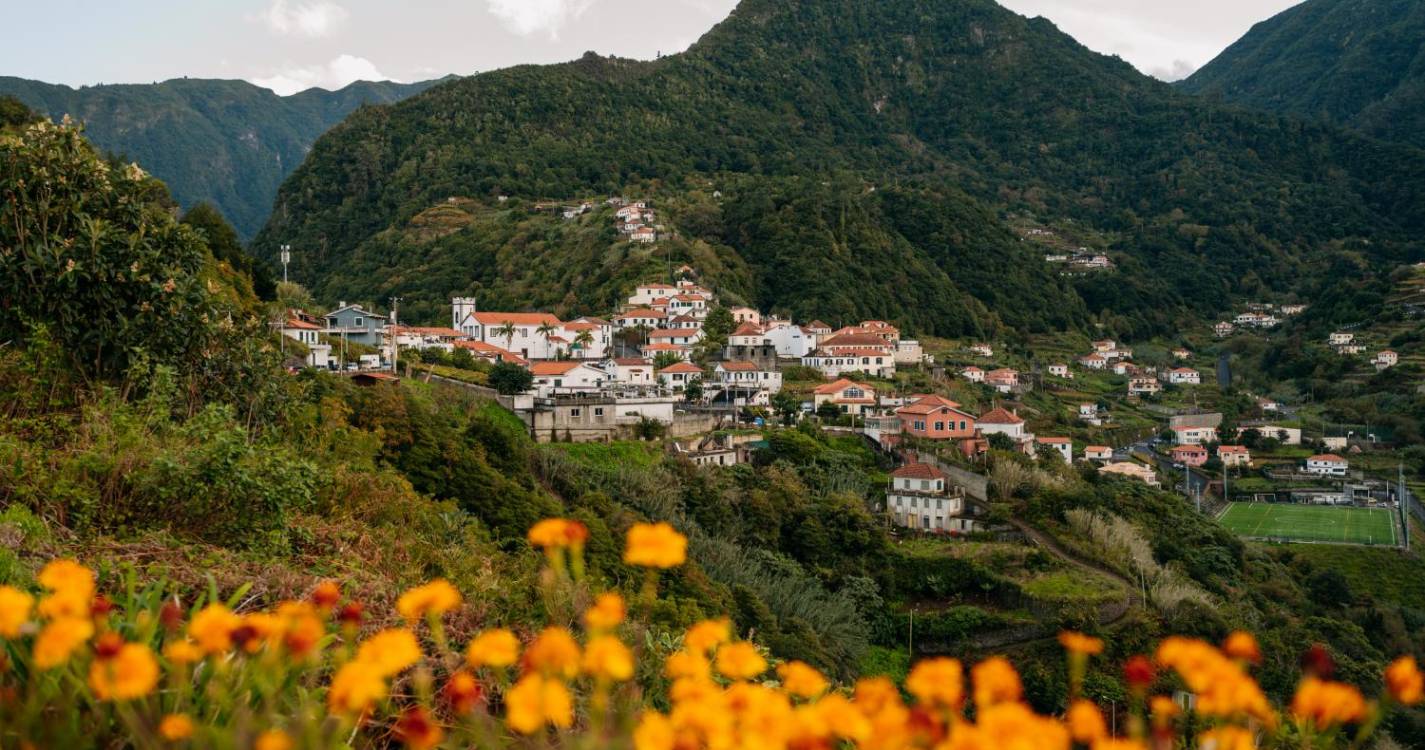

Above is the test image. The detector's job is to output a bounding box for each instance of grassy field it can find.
[1219,502,1400,546]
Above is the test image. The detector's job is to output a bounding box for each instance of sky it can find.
[2,0,1303,95]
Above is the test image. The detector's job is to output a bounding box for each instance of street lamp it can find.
[280,244,291,284]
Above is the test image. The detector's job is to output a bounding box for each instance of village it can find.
[275,239,1422,542]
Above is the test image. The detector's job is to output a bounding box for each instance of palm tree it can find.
[495,322,517,356]
[537,322,557,359]
[573,330,594,359]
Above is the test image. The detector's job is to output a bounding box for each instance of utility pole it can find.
[280,244,291,284]
[388,296,401,373]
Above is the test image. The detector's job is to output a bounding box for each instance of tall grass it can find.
[1065,508,1213,613]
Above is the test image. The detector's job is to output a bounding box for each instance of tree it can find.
[450,348,478,371]
[771,391,802,425]
[816,401,843,422]
[495,322,517,354]
[537,322,557,358]
[489,361,534,395]
[653,351,685,370]
[182,203,276,300]
[573,330,594,358]
[987,433,1015,452]
[684,378,704,404]
[702,306,736,346]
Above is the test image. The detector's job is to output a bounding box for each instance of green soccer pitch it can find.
[1217,502,1399,546]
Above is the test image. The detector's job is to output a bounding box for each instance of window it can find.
[352,317,363,327]
[570,408,581,417]
[934,421,944,431]
[936,499,943,510]
[920,480,930,491]
[594,408,604,417]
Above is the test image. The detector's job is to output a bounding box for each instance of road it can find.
[1118,438,1213,498]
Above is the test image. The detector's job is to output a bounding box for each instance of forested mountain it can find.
[1181,0,1425,150]
[254,0,1424,337]
[0,75,449,238]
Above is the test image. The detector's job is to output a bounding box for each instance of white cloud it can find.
[256,0,349,38]
[1150,60,1200,83]
[249,54,397,95]
[486,0,595,38]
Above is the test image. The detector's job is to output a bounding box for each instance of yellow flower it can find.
[582,634,634,681]
[355,629,422,677]
[394,706,445,750]
[396,579,462,622]
[0,585,34,638]
[36,560,95,620]
[665,649,711,680]
[1059,631,1105,655]
[254,730,294,750]
[906,657,963,710]
[1198,726,1255,750]
[1387,656,1424,705]
[188,604,243,654]
[33,616,94,669]
[1090,740,1147,750]
[778,660,829,698]
[1068,699,1108,743]
[623,522,687,569]
[972,656,1022,708]
[328,660,387,714]
[633,711,675,750]
[163,640,204,665]
[684,618,732,653]
[524,627,581,679]
[1222,631,1261,664]
[505,673,574,734]
[583,592,626,632]
[528,519,589,549]
[1291,676,1367,728]
[158,714,196,741]
[466,628,520,669]
[1149,695,1180,728]
[714,641,767,680]
[89,643,160,701]
[240,612,283,654]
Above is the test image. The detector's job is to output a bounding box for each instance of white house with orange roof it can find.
[985,368,1019,393]
[1167,367,1201,385]
[812,379,878,416]
[1084,445,1113,462]
[802,346,896,378]
[886,462,972,532]
[762,321,816,358]
[961,366,985,383]
[833,320,900,344]
[279,315,333,369]
[1217,445,1251,467]
[627,283,681,307]
[559,319,611,359]
[728,322,767,347]
[648,328,703,347]
[454,340,527,367]
[643,342,690,361]
[609,357,655,386]
[454,310,564,361]
[528,361,610,396]
[613,308,667,330]
[657,362,704,392]
[1036,437,1072,463]
[1047,363,1072,379]
[730,307,761,326]
[668,293,709,318]
[1078,353,1107,370]
[977,407,1027,439]
[713,360,782,404]
[1373,350,1398,370]
[968,343,994,357]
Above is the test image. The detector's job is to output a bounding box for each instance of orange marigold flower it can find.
[778,660,829,698]
[906,657,964,711]
[1291,676,1368,728]
[665,649,711,680]
[311,580,341,610]
[714,641,767,680]
[33,616,94,669]
[524,627,581,679]
[684,618,732,653]
[528,519,588,549]
[254,730,294,750]
[1059,631,1105,656]
[505,673,574,734]
[355,629,422,677]
[1090,740,1147,750]
[442,670,484,713]
[1067,699,1107,743]
[188,604,242,654]
[279,608,325,659]
[467,628,520,670]
[1149,695,1180,728]
[583,592,626,632]
[1388,656,1425,705]
[396,579,462,622]
[623,522,687,569]
[633,711,675,750]
[163,640,204,665]
[1222,632,1261,665]
[0,585,34,638]
[972,656,1022,708]
[1198,726,1255,750]
[328,660,387,714]
[88,642,160,701]
[36,560,95,620]
[394,707,445,750]
[158,713,196,741]
[583,634,635,681]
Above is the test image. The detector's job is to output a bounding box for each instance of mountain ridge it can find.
[0,74,453,238]
[255,0,1425,334]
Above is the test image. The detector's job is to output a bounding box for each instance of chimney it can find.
[339,301,346,309]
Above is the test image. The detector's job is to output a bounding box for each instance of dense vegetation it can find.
[256,0,1423,337]
[0,76,447,239]
[1181,0,1425,150]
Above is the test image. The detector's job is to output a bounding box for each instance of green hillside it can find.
[254,0,1424,336]
[1181,0,1425,150]
[0,75,449,238]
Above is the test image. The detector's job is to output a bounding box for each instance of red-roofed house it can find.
[649,328,703,346]
[628,283,680,306]
[1047,363,1072,379]
[455,310,563,359]
[714,360,782,399]
[1167,367,1201,385]
[896,396,977,441]
[729,322,767,347]
[802,346,895,378]
[1170,445,1208,468]
[986,368,1019,394]
[813,379,878,416]
[978,408,1026,439]
[1084,446,1113,462]
[1035,437,1072,463]
[643,342,690,361]
[454,339,528,367]
[611,357,654,386]
[961,366,985,383]
[1217,445,1251,467]
[886,463,973,533]
[657,362,704,392]
[613,308,667,329]
[1078,353,1107,370]
[528,361,610,396]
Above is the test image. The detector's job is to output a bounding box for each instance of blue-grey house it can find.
[323,303,388,347]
